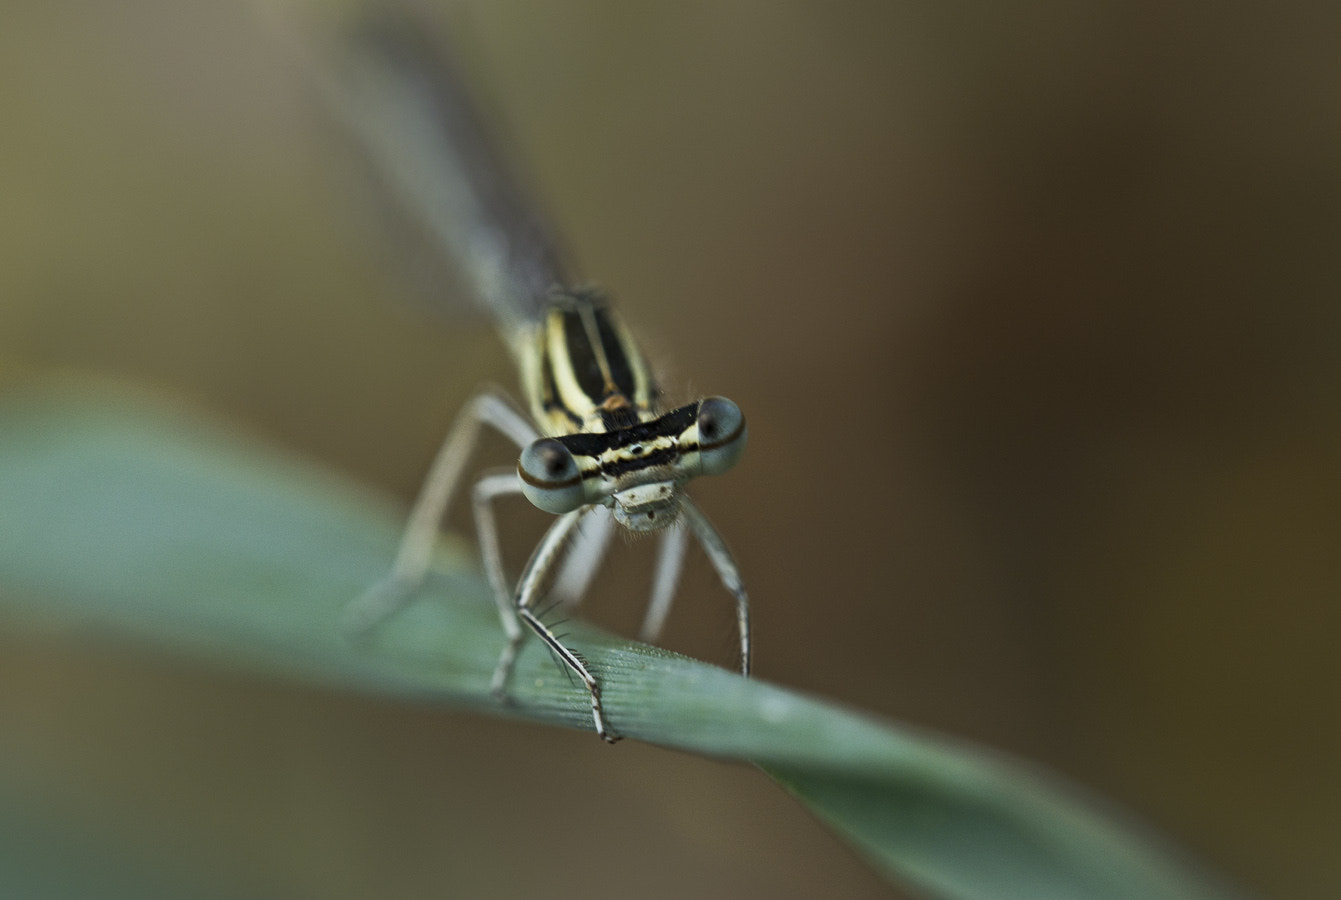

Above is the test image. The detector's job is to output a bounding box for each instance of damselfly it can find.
[330,18,749,742]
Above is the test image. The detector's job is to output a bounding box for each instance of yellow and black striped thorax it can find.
[520,289,660,437]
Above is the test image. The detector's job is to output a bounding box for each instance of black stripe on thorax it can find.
[560,302,636,403]
[538,339,585,430]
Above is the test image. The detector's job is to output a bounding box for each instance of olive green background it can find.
[1,1,1337,897]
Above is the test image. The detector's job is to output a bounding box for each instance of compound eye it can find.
[518,439,585,514]
[696,396,746,476]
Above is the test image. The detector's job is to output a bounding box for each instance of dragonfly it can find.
[329,18,750,743]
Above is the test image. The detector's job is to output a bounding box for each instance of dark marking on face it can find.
[558,402,699,459]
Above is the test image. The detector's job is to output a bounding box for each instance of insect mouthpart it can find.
[612,481,681,532]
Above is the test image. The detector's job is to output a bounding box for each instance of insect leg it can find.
[500,507,620,742]
[639,518,688,643]
[343,390,536,635]
[680,498,750,677]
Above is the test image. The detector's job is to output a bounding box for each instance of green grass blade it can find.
[0,383,1240,900]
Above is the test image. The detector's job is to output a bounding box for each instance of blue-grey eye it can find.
[518,439,585,513]
[696,396,746,476]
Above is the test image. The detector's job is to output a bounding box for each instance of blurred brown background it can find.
[1,1,1338,897]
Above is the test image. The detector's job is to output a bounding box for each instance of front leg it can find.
[493,506,621,742]
[680,498,750,677]
[639,519,688,643]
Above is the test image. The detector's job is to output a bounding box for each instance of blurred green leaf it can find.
[0,382,1239,900]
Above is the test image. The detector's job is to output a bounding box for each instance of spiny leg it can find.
[343,390,537,636]
[495,507,620,741]
[639,518,688,643]
[680,498,750,676]
[517,605,617,743]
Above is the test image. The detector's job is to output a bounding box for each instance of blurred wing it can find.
[325,15,569,332]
